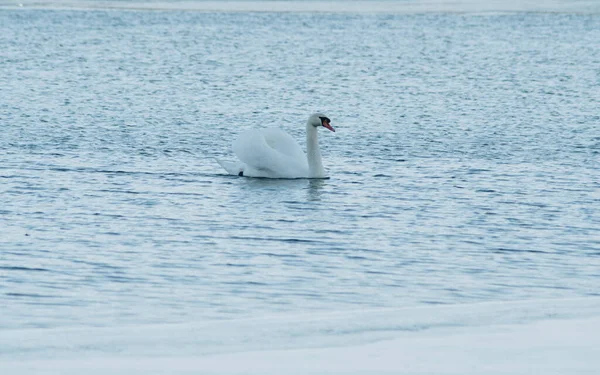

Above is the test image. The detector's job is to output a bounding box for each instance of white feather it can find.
[217,113,334,179]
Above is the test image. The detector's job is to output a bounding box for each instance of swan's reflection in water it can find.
[234,176,328,203]
[307,178,327,201]
[239,177,306,190]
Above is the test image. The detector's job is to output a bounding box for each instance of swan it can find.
[217,113,335,179]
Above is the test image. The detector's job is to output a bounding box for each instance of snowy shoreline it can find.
[3,297,600,374]
[2,0,600,13]
[7,317,599,375]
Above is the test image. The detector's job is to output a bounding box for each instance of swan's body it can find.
[217,113,335,179]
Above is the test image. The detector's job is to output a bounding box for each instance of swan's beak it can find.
[322,121,335,132]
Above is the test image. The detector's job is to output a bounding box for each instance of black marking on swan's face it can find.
[318,116,331,126]
[315,115,335,132]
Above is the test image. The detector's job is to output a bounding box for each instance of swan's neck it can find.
[306,123,325,178]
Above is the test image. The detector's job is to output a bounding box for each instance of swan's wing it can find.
[259,128,307,162]
[232,128,308,178]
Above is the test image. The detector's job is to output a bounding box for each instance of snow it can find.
[2,298,600,374]
[2,0,600,13]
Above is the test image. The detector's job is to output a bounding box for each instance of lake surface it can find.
[1,1,599,339]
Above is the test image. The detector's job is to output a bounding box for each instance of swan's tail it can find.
[216,159,244,176]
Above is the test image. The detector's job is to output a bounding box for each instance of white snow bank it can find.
[2,298,600,374]
[2,0,600,13]
[4,316,600,375]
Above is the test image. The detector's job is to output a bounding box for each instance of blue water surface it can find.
[1,6,599,330]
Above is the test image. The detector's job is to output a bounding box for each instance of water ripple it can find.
[0,8,599,330]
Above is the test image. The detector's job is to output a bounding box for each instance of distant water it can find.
[1,3,599,333]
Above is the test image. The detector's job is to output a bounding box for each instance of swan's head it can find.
[308,113,335,132]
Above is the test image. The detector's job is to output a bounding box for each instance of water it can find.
[1,3,599,336]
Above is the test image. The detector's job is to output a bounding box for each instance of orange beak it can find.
[322,121,335,132]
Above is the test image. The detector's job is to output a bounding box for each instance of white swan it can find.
[217,113,335,179]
